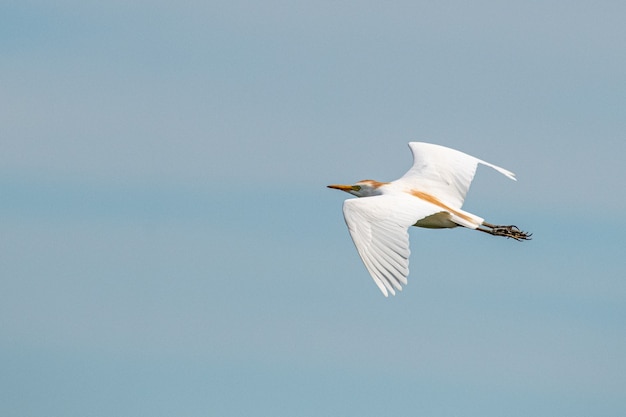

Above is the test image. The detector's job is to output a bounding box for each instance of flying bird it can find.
[328,142,531,297]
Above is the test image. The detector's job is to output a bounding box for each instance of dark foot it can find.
[479,223,532,241]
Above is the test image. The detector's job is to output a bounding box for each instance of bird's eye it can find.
[352,185,361,191]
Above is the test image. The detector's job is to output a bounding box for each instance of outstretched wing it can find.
[342,194,441,297]
[399,142,516,208]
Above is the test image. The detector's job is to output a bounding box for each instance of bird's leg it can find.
[477,222,532,241]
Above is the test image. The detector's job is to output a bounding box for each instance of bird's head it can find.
[327,179,387,197]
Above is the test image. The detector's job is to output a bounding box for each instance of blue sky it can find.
[1,1,625,416]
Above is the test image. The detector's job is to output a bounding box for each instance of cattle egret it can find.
[328,142,531,297]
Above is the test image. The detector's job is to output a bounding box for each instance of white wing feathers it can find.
[400,142,516,208]
[342,194,442,297]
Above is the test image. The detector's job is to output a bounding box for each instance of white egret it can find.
[328,142,531,297]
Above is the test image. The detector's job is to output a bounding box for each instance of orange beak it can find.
[327,184,354,193]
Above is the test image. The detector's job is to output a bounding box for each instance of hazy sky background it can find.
[2,1,625,416]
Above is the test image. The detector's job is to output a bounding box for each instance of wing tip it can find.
[479,160,517,181]
[375,279,406,297]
